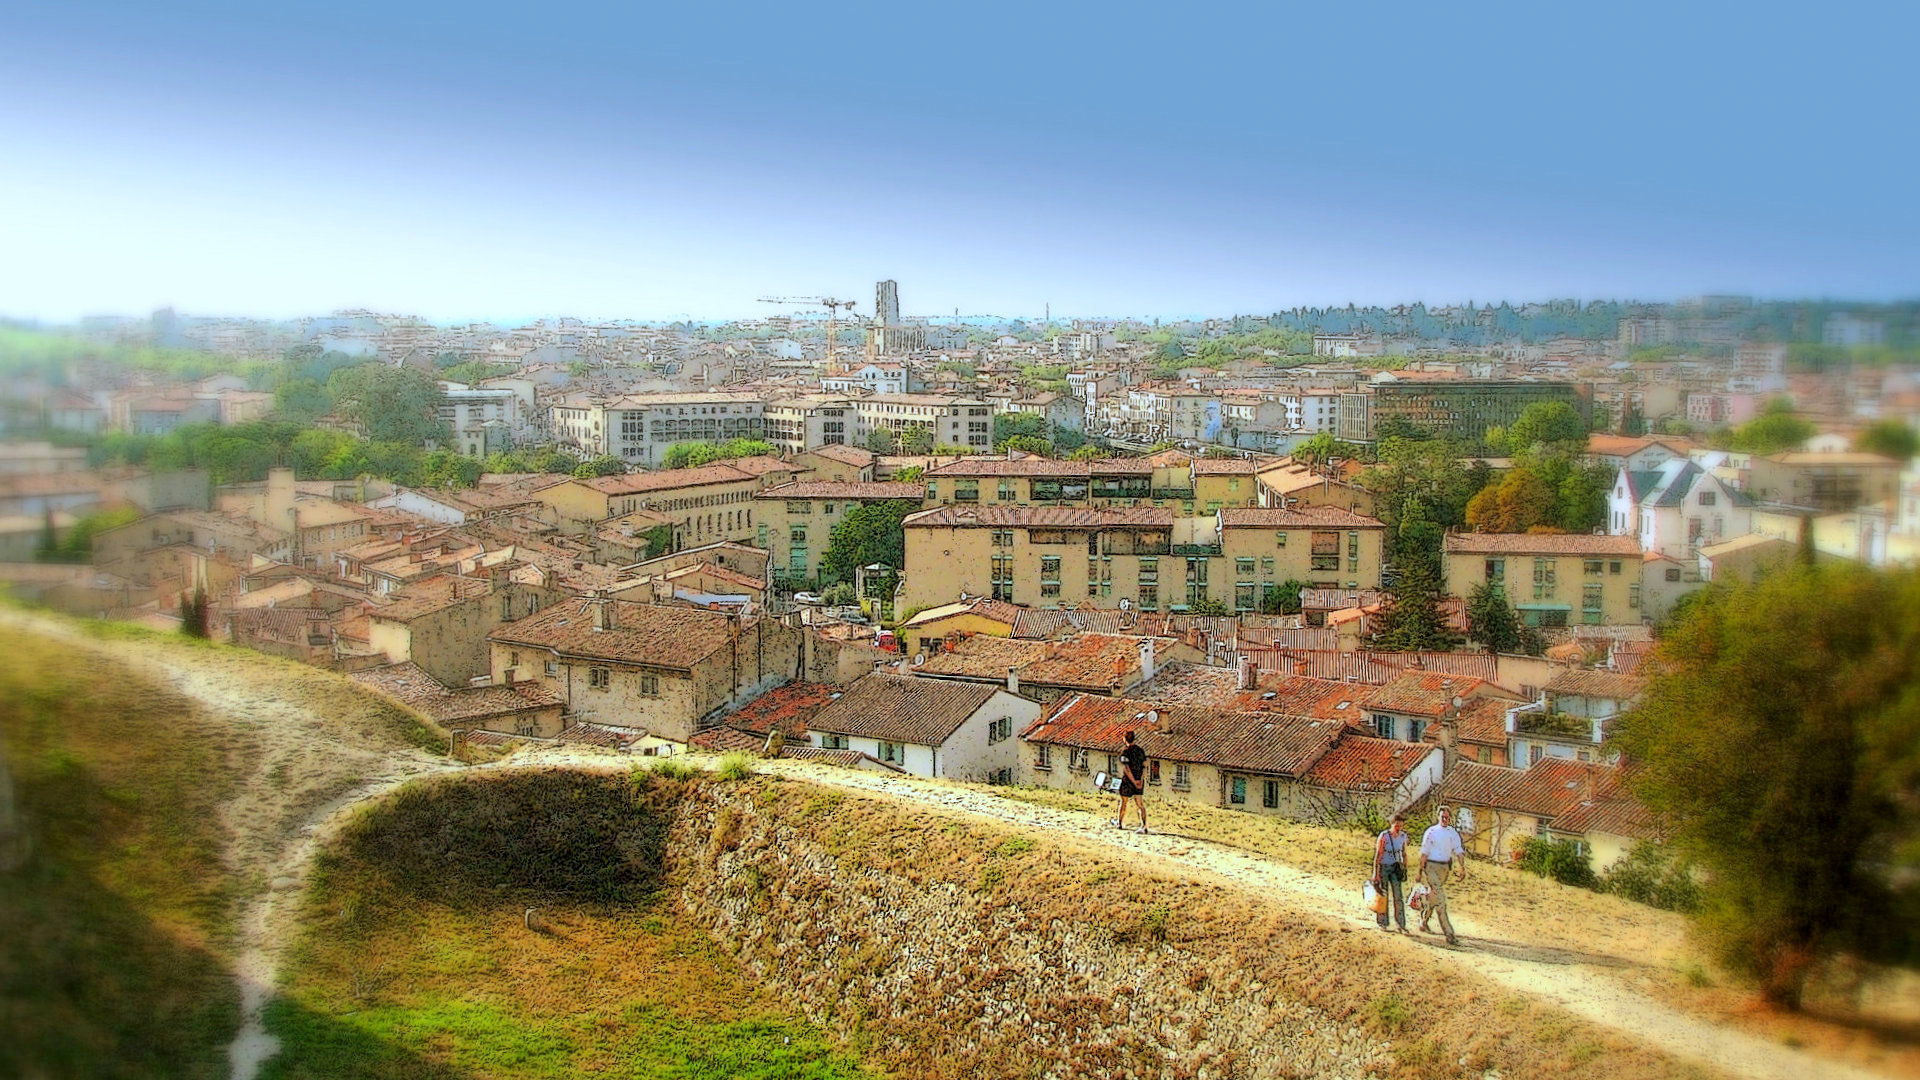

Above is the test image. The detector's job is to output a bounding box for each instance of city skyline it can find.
[3,1,1917,324]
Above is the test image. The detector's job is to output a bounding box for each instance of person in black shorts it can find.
[1110,729,1149,834]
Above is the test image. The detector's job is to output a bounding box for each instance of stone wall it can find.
[668,782,1394,1080]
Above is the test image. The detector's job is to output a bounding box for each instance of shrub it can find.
[649,757,697,782]
[715,752,754,782]
[1602,843,1703,913]
[1514,835,1597,889]
[1364,991,1411,1034]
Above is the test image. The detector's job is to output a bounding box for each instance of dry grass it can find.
[0,627,242,1079]
[269,769,869,1079]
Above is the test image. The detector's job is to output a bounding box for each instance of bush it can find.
[1514,835,1597,889]
[1602,843,1703,913]
[648,757,697,782]
[715,752,754,782]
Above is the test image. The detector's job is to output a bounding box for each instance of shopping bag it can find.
[1363,881,1387,915]
[1407,883,1431,912]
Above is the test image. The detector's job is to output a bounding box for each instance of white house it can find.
[806,672,1040,782]
[1609,459,1754,559]
[822,363,909,397]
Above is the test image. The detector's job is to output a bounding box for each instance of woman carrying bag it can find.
[1371,813,1411,933]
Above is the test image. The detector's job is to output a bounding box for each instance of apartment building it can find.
[899,503,1388,614]
[762,394,864,455]
[1336,379,1588,444]
[1608,459,1754,558]
[550,391,768,466]
[854,394,993,449]
[534,458,801,549]
[1745,452,1903,513]
[754,480,924,584]
[1442,533,1645,627]
[919,456,1196,511]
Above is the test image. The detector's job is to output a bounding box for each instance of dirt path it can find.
[668,755,1891,1080]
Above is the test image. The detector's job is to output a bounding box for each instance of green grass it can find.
[0,629,241,1079]
[268,771,871,1079]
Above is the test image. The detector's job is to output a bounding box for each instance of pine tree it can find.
[1465,581,1523,653]
[1373,557,1460,652]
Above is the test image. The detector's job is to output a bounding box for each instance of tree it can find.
[1610,566,1920,1007]
[179,586,209,639]
[1260,579,1305,615]
[1505,401,1589,451]
[1051,424,1086,452]
[1187,596,1231,617]
[1465,581,1524,653]
[1371,557,1460,652]
[660,438,778,469]
[1002,435,1053,456]
[1463,467,1555,533]
[892,465,925,483]
[992,412,1049,447]
[1067,444,1106,461]
[820,499,920,584]
[1854,420,1918,461]
[865,428,899,454]
[1295,433,1358,468]
[572,455,626,479]
[1727,411,1814,455]
[326,364,450,445]
[898,427,934,455]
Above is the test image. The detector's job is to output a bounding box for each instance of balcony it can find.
[1171,543,1221,557]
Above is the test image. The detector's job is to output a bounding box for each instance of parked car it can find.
[793,591,824,605]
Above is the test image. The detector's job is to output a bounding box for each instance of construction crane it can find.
[757,296,858,368]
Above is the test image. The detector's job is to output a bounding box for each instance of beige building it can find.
[1442,533,1645,627]
[795,443,878,483]
[901,503,1389,614]
[487,596,798,747]
[549,391,769,466]
[919,456,1192,511]
[854,395,994,450]
[753,480,924,584]
[367,570,566,687]
[1745,451,1902,512]
[533,457,802,550]
[762,394,865,455]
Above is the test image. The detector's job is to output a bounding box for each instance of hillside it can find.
[1,610,1914,1080]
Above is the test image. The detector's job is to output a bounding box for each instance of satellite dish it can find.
[1119,598,1132,611]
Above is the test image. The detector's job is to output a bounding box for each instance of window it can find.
[1584,559,1604,576]
[1310,531,1339,572]
[1609,561,1623,575]
[991,529,1013,548]
[589,667,611,690]
[986,715,1013,744]
[544,660,558,678]
[1034,743,1051,769]
[1148,760,1161,785]
[1235,583,1255,611]
[822,732,849,750]
[1069,747,1089,771]
[880,741,903,763]
[1699,491,1717,506]
[1138,585,1158,611]
[1629,583,1641,608]
[639,674,659,696]
[503,597,516,620]
[1235,557,1255,577]
[1275,531,1287,547]
[1665,567,1682,582]
[1532,558,1557,599]
[1230,776,1247,805]
[1485,558,1505,582]
[1105,753,1119,777]
[509,650,520,668]
[1582,584,1604,624]
[1529,745,1544,766]
[1260,556,1275,575]
[1263,779,1280,809]
[1137,557,1158,584]
[1172,762,1190,789]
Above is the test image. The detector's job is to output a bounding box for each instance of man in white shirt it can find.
[1417,805,1467,946]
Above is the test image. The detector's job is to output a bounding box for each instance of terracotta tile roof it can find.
[1544,668,1647,701]
[756,481,923,500]
[487,598,736,670]
[556,722,647,749]
[924,458,1152,477]
[1452,697,1515,747]
[915,633,1177,692]
[1236,626,1341,651]
[1217,507,1387,528]
[369,574,495,622]
[1023,694,1346,777]
[1438,757,1614,822]
[904,506,1173,529]
[1250,649,1501,686]
[1301,587,1390,611]
[1192,457,1273,475]
[350,662,562,725]
[781,745,906,772]
[1443,533,1643,556]
[722,455,803,478]
[580,463,755,495]
[1302,736,1435,790]
[689,727,765,752]
[715,681,839,736]
[1364,672,1493,717]
[806,673,1003,746]
[805,443,876,467]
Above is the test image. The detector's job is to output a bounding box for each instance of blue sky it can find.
[2,1,1915,323]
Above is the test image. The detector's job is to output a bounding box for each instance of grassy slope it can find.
[0,628,240,1079]
[268,769,870,1080]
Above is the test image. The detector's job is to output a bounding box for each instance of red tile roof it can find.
[904,506,1173,529]
[1023,694,1348,777]
[1218,507,1386,529]
[580,463,755,495]
[914,633,1178,692]
[716,681,840,736]
[487,598,737,670]
[1543,668,1647,701]
[1444,533,1643,556]
[1364,671,1495,717]
[1302,736,1436,790]
[756,481,924,500]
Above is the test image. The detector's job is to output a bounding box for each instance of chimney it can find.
[1138,638,1156,684]
[1007,666,1020,696]
[1580,768,1596,803]
[1237,655,1256,690]
[590,592,615,632]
